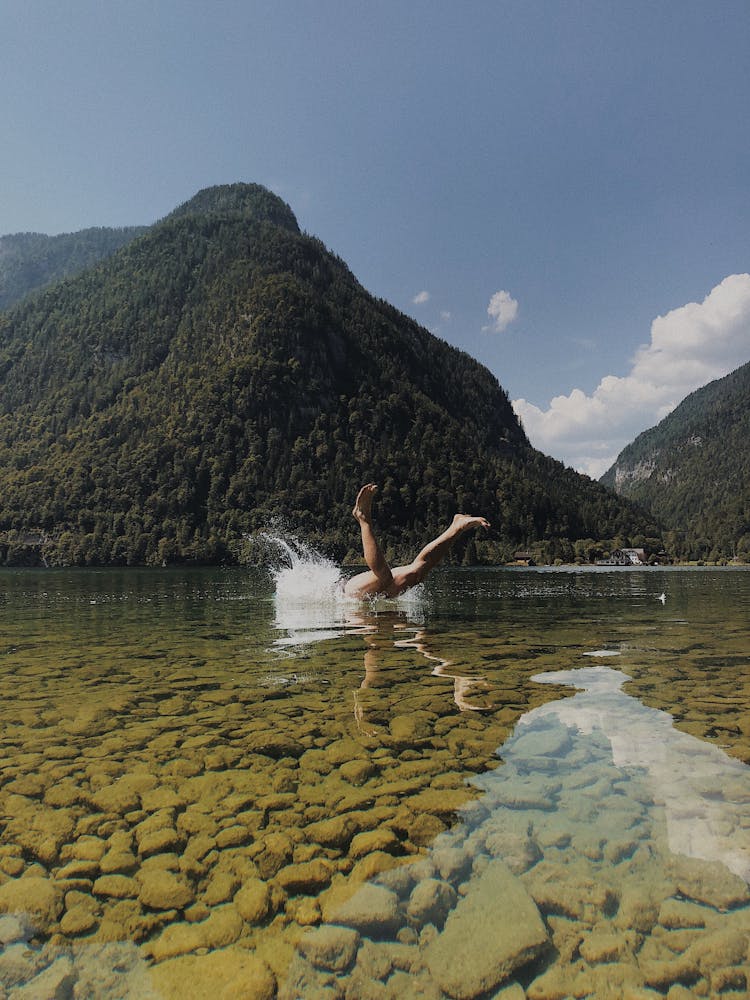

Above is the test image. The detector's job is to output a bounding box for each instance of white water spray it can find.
[249,528,427,650]
[258,530,344,604]
[251,530,350,649]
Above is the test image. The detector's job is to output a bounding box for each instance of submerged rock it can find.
[671,854,750,910]
[425,859,549,999]
[406,878,457,929]
[298,924,361,972]
[333,884,402,938]
[0,876,63,934]
[148,946,276,1000]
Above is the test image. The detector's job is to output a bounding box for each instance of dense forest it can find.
[0,226,148,311]
[0,183,660,567]
[601,361,750,562]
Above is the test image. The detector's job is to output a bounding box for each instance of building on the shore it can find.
[622,548,647,565]
[596,548,647,566]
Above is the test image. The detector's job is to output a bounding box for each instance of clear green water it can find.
[0,565,748,998]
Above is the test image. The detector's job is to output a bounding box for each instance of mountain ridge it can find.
[600,360,750,561]
[0,225,149,311]
[0,182,660,566]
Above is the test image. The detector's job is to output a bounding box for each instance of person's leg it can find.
[391,514,490,591]
[344,484,395,598]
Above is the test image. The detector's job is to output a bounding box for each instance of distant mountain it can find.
[0,182,659,566]
[601,361,750,561]
[0,226,148,311]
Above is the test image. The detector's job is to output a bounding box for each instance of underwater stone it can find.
[510,726,572,759]
[339,759,378,786]
[233,878,271,924]
[137,870,195,910]
[149,905,243,961]
[202,871,240,906]
[389,713,434,743]
[431,844,473,883]
[252,831,294,879]
[286,895,322,926]
[0,876,63,934]
[333,883,402,938]
[298,924,361,972]
[406,878,457,929]
[150,948,276,1000]
[305,814,361,849]
[671,855,750,910]
[92,874,138,899]
[348,829,400,859]
[245,731,306,759]
[276,859,335,895]
[60,904,98,935]
[99,848,139,875]
[138,827,185,858]
[12,955,75,1000]
[658,898,710,929]
[425,859,548,1000]
[579,929,637,964]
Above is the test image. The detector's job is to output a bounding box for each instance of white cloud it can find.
[413,290,430,305]
[483,289,519,333]
[512,273,750,478]
[440,310,452,322]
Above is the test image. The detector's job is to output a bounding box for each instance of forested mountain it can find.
[0,226,148,311]
[601,361,750,561]
[0,183,659,566]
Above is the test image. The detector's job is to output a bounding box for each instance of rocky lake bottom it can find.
[0,564,748,999]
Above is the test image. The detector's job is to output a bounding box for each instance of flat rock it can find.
[389,713,434,743]
[148,945,276,1000]
[138,870,195,910]
[276,859,334,895]
[349,829,401,859]
[154,906,243,961]
[407,878,457,929]
[0,876,63,934]
[409,788,470,816]
[510,726,572,759]
[339,759,378,785]
[298,924,361,972]
[60,904,99,935]
[305,814,361,849]
[233,879,271,925]
[325,738,368,766]
[333,883,402,938]
[12,955,75,1000]
[93,874,138,899]
[0,913,27,945]
[425,859,549,1000]
[138,827,185,858]
[658,898,710,929]
[671,855,750,910]
[245,731,305,759]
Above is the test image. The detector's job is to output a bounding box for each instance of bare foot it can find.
[451,514,490,533]
[353,483,377,523]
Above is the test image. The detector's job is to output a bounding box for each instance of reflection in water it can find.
[286,660,750,998]
[530,663,750,881]
[0,566,747,998]
[271,569,492,727]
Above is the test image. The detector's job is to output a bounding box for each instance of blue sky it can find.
[3,1,749,476]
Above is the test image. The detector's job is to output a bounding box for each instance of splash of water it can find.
[256,530,344,603]
[249,528,428,652]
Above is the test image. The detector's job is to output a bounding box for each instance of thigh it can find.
[344,570,381,598]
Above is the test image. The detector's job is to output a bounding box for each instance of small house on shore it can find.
[596,548,647,566]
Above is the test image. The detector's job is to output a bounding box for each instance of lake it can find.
[0,557,748,999]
